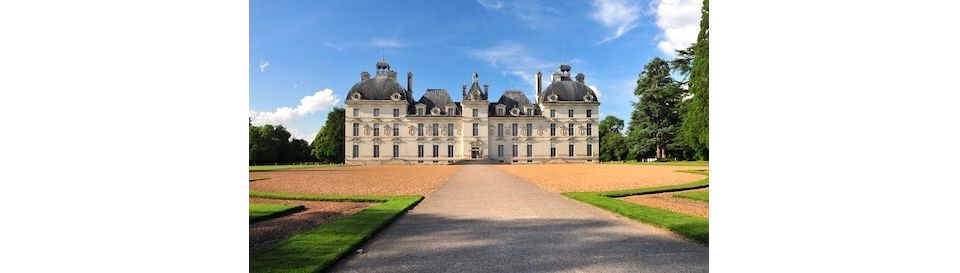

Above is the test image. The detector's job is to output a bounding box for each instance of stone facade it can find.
[344,60,599,165]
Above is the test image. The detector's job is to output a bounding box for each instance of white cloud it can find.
[569,58,586,65]
[588,85,603,99]
[250,88,340,126]
[591,0,642,43]
[287,128,318,142]
[370,38,403,48]
[476,0,503,10]
[258,61,269,72]
[655,0,702,56]
[467,42,555,91]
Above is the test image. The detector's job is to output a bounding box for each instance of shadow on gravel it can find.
[327,213,708,273]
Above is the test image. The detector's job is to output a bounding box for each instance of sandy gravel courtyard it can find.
[249,165,461,196]
[496,164,707,192]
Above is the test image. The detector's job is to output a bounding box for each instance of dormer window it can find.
[583,94,594,102]
[547,94,558,102]
[351,93,362,101]
[417,107,425,116]
[431,107,441,116]
[496,105,506,116]
[510,108,520,116]
[390,92,402,101]
[446,107,454,116]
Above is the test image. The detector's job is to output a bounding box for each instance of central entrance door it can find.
[470,146,482,159]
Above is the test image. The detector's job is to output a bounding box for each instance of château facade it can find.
[344,60,599,165]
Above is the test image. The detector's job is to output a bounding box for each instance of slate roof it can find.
[540,65,598,103]
[489,91,540,117]
[411,89,460,115]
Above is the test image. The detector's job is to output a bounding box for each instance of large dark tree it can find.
[310,107,345,163]
[626,57,684,160]
[680,0,709,160]
[599,116,628,161]
[249,124,293,164]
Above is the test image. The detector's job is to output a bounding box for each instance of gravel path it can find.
[328,165,707,273]
[496,164,707,192]
[620,189,710,218]
[249,198,371,256]
[249,165,460,196]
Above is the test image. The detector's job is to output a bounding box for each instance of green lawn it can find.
[562,169,709,244]
[249,164,341,172]
[674,190,709,202]
[610,160,709,167]
[249,191,423,273]
[250,203,305,222]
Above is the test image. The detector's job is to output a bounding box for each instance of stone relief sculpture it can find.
[578,125,586,136]
[363,124,371,136]
[407,124,416,136]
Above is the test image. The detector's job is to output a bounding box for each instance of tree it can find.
[599,116,628,161]
[669,45,695,84]
[626,57,684,161]
[680,0,709,160]
[599,116,625,140]
[311,107,345,163]
[288,139,311,162]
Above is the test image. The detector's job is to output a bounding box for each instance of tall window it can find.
[447,123,454,136]
[586,109,592,118]
[393,123,399,136]
[526,123,532,137]
[511,124,518,136]
[497,108,504,116]
[586,124,592,136]
[352,144,359,158]
[550,143,556,158]
[550,109,556,118]
[353,108,359,117]
[472,109,478,117]
[393,108,399,117]
[550,123,556,136]
[432,144,439,157]
[373,123,380,137]
[373,144,380,158]
[569,123,575,136]
[497,123,503,137]
[417,108,425,116]
[568,109,574,118]
[432,123,439,136]
[373,108,380,117]
[417,144,424,158]
[497,145,503,157]
[526,144,532,157]
[352,123,359,136]
[472,123,478,136]
[417,123,424,136]
[569,144,574,157]
[447,144,454,157]
[587,144,593,156]
[393,144,399,158]
[512,144,518,157]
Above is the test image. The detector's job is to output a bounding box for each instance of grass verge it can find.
[250,203,305,223]
[249,191,423,273]
[249,177,271,182]
[562,169,709,244]
[249,164,341,172]
[674,190,709,202]
[609,160,709,167]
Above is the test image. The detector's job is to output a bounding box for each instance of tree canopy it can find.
[680,0,709,160]
[249,123,311,164]
[310,107,345,163]
[626,57,685,161]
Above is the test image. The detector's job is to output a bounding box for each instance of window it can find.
[417,123,424,136]
[569,123,575,136]
[497,123,503,137]
[569,144,574,157]
[393,123,399,136]
[586,109,592,117]
[393,144,399,158]
[447,145,454,157]
[373,123,380,137]
[526,144,533,157]
[447,123,454,136]
[587,123,592,136]
[433,145,439,157]
[526,123,532,137]
[472,123,478,136]
[432,123,439,136]
[512,124,518,137]
[352,144,359,158]
[393,108,399,117]
[417,108,425,116]
[497,145,504,157]
[568,109,574,118]
[374,108,380,117]
[352,123,359,136]
[512,144,518,157]
[353,108,359,117]
[550,123,556,136]
[497,108,504,116]
[373,144,380,158]
[472,109,478,117]
[550,109,556,118]
[550,143,556,158]
[417,144,424,158]
[587,144,593,156]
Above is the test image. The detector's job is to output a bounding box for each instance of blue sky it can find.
[250,0,702,141]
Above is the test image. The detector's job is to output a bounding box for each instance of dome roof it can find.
[541,64,598,103]
[348,74,406,101]
[376,60,390,69]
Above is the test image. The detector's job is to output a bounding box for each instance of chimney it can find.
[483,84,489,98]
[535,71,542,102]
[462,83,467,97]
[360,71,370,81]
[575,73,585,83]
[407,72,413,93]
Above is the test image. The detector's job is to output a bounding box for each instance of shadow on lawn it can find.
[325,213,708,273]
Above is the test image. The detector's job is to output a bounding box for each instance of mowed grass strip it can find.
[249,191,423,273]
[610,160,709,167]
[250,203,305,223]
[599,174,708,198]
[249,164,341,172]
[674,190,709,202]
